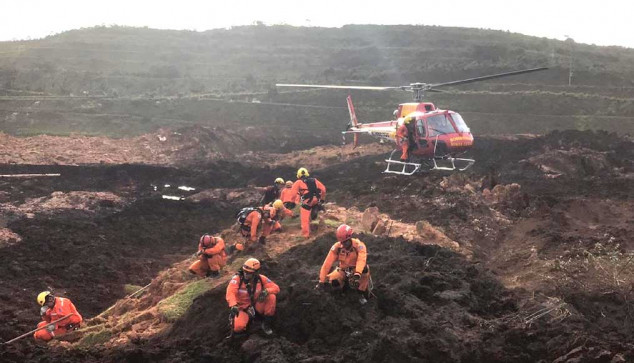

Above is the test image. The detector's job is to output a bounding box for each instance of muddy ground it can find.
[0,130,633,362]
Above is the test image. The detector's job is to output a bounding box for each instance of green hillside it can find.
[0,24,633,140]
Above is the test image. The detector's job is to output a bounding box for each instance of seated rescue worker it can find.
[34,291,83,342]
[316,224,371,304]
[290,167,327,238]
[280,180,299,211]
[188,234,227,278]
[226,258,280,335]
[259,177,285,205]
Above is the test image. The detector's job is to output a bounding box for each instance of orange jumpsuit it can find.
[291,177,327,238]
[319,238,370,292]
[34,297,82,342]
[280,185,299,210]
[189,236,227,276]
[226,273,280,332]
[396,123,409,161]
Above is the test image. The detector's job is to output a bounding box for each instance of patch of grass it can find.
[324,218,340,228]
[157,279,214,322]
[124,284,143,295]
[77,328,112,348]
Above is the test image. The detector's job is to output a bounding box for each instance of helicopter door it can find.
[415,119,429,149]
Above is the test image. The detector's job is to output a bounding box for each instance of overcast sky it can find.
[1,0,633,48]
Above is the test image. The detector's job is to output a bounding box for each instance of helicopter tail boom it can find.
[346,95,360,147]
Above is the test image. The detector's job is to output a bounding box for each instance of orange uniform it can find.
[319,238,370,292]
[396,123,409,161]
[280,185,299,210]
[189,236,227,277]
[291,177,327,238]
[226,273,280,332]
[34,297,82,342]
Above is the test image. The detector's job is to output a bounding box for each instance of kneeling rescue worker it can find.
[189,234,227,278]
[291,167,326,238]
[226,258,280,335]
[317,224,371,304]
[236,200,287,250]
[34,291,83,342]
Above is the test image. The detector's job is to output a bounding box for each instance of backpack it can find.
[302,177,321,201]
[236,207,261,225]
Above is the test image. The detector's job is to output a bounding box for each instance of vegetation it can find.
[157,279,214,322]
[0,25,633,138]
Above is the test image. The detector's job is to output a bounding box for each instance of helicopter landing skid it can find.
[383,151,475,175]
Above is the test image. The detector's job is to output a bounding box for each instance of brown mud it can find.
[0,130,632,362]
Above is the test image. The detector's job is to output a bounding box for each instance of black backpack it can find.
[236,207,261,225]
[302,177,321,201]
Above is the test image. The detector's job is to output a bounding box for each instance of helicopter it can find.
[277,67,548,175]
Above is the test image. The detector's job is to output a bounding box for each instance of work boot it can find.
[261,317,274,335]
[258,236,266,245]
[206,270,220,278]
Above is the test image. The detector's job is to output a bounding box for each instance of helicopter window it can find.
[449,113,470,133]
[416,119,426,137]
[426,115,455,136]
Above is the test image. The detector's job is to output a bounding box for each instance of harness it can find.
[236,208,266,233]
[301,177,321,202]
[237,272,262,309]
[335,243,369,274]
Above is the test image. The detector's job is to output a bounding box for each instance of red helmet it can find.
[200,234,215,247]
[336,224,353,242]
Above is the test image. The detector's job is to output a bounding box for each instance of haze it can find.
[1,0,633,48]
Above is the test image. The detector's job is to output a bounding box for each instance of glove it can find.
[350,273,361,288]
[257,288,269,302]
[315,282,326,290]
[40,306,49,316]
[230,305,240,318]
[46,324,55,333]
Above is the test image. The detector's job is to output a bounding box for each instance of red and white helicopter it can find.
[277,67,547,175]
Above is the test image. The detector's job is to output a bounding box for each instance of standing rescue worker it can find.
[317,224,371,304]
[396,117,414,162]
[259,178,285,205]
[291,168,326,238]
[189,234,227,278]
[226,258,280,335]
[34,291,82,342]
[280,180,299,210]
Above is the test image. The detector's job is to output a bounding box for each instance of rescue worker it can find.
[189,234,227,278]
[268,199,293,231]
[316,224,371,304]
[259,178,285,205]
[238,201,286,248]
[290,167,326,238]
[280,180,299,210]
[226,258,280,335]
[396,116,414,162]
[34,291,83,342]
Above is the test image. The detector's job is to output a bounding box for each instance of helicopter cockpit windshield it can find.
[427,114,455,136]
[449,112,470,133]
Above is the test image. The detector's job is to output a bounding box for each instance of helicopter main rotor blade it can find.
[276,83,399,91]
[428,67,548,89]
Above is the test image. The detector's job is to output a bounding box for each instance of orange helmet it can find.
[242,258,261,273]
[336,224,353,242]
[199,234,215,247]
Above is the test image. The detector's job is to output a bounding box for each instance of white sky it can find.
[1,0,633,48]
